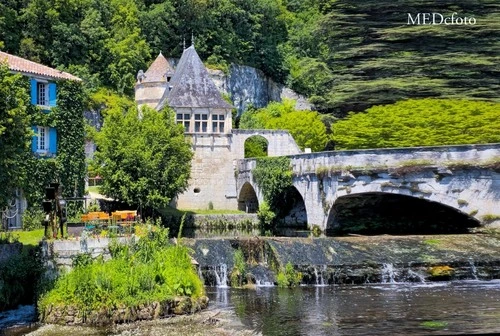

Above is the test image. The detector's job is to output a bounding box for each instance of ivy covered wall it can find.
[22,79,86,207]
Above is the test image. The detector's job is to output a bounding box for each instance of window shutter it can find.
[30,79,37,105]
[49,83,57,107]
[31,126,38,152]
[49,127,57,155]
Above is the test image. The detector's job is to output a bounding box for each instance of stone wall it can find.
[42,296,209,326]
[41,237,133,273]
[189,214,258,227]
[174,130,301,211]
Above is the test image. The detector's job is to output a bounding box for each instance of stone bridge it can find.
[236,143,500,232]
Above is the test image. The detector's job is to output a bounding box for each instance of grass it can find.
[87,186,101,194]
[7,229,45,247]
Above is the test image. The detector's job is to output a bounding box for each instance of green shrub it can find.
[0,232,18,244]
[39,225,204,316]
[231,248,246,287]
[22,208,45,231]
[257,201,275,227]
[276,262,302,288]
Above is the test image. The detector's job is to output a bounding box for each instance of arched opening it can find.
[244,135,268,158]
[326,192,480,236]
[238,182,259,213]
[273,186,307,230]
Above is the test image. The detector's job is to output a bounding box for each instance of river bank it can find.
[19,308,258,336]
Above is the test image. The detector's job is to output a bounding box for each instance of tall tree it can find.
[94,99,193,208]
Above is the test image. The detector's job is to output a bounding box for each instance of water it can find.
[313,265,327,287]
[381,263,397,283]
[207,280,500,335]
[0,305,36,333]
[212,264,229,288]
[469,258,479,280]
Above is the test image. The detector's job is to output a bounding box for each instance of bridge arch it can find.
[244,135,268,158]
[238,182,259,213]
[273,185,308,228]
[326,192,480,236]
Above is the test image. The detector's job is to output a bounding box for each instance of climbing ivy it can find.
[21,79,86,207]
[252,156,292,209]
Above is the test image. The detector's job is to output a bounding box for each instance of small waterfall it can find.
[469,258,479,280]
[197,266,204,283]
[313,265,327,286]
[255,277,274,287]
[381,263,397,283]
[407,269,426,283]
[252,265,275,287]
[213,264,229,288]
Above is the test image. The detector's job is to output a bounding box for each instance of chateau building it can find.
[135,46,300,211]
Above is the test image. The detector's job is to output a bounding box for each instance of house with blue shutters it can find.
[0,51,81,228]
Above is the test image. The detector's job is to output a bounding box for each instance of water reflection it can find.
[207,281,500,335]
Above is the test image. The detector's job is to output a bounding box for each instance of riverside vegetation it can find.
[38,224,206,325]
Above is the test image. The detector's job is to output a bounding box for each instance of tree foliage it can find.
[240,99,328,151]
[94,99,193,208]
[0,64,31,209]
[244,136,268,158]
[332,99,500,149]
[282,0,499,115]
[1,0,496,115]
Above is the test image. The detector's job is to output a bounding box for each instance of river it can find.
[2,281,500,335]
[207,280,500,335]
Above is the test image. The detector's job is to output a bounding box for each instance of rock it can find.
[173,297,193,315]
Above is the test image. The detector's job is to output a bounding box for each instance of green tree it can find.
[332,99,500,149]
[244,136,268,158]
[240,99,328,151]
[94,100,193,208]
[0,64,31,209]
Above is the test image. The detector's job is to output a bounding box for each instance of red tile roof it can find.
[0,51,81,81]
[142,52,175,83]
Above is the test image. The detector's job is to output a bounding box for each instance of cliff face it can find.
[208,64,311,114]
[154,58,310,114]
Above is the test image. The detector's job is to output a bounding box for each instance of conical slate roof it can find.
[160,46,232,109]
[142,52,174,83]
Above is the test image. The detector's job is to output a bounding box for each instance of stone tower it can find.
[135,52,175,109]
[135,46,301,211]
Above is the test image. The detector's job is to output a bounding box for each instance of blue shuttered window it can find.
[30,79,37,105]
[49,83,56,107]
[48,127,57,155]
[29,79,56,108]
[31,126,38,153]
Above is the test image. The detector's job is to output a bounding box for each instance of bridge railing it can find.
[236,143,500,177]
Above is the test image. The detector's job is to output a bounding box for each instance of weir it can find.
[183,235,500,287]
